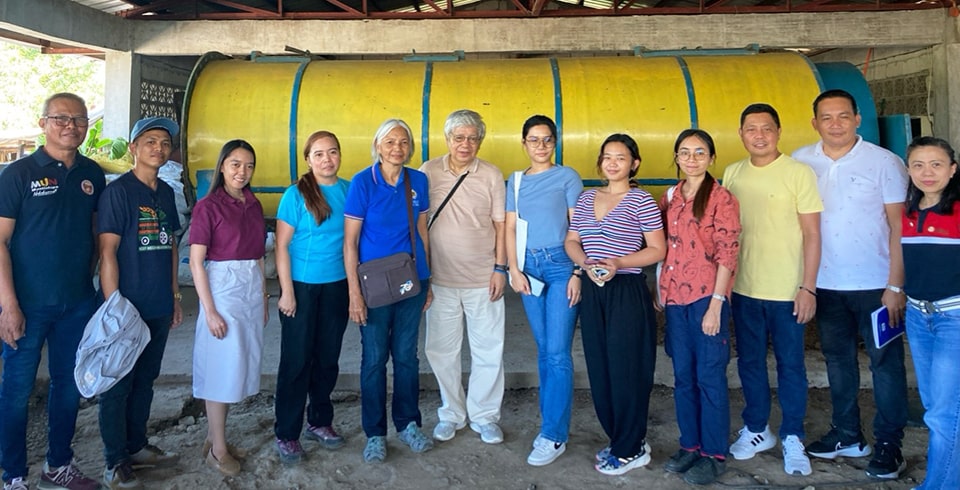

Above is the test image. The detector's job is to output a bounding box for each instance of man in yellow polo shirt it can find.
[722,103,823,477]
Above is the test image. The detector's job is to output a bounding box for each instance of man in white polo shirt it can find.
[792,89,909,480]
[421,109,507,445]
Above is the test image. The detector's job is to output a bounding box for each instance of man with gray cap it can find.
[96,116,183,489]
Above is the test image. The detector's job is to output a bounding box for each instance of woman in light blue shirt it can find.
[273,131,351,464]
[506,115,583,467]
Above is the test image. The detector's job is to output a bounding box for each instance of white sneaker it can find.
[527,435,566,466]
[470,422,504,444]
[432,420,465,441]
[730,425,777,460]
[3,477,27,490]
[782,435,813,476]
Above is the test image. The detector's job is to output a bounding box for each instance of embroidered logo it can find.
[81,180,94,195]
[399,280,414,296]
[30,177,59,197]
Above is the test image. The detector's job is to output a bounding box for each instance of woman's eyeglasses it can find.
[524,136,556,148]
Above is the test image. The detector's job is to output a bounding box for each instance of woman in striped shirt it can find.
[564,133,665,476]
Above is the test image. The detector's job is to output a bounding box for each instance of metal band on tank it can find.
[288,60,311,184]
[675,57,700,129]
[421,61,434,162]
[550,58,563,165]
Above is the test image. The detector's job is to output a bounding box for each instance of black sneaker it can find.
[683,456,726,485]
[664,449,700,473]
[806,426,872,459]
[865,442,905,479]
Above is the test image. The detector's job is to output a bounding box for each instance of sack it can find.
[75,290,151,398]
[358,252,421,308]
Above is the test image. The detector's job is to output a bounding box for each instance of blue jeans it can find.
[906,302,960,490]
[360,279,428,437]
[732,293,807,439]
[275,279,349,441]
[520,246,578,443]
[0,295,96,482]
[665,296,731,457]
[98,315,172,468]
[816,289,907,445]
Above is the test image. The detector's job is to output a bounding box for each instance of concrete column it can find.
[103,51,140,141]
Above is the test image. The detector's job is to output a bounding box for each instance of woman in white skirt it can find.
[189,139,267,476]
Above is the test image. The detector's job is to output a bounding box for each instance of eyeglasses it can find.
[450,135,481,145]
[524,136,556,148]
[676,149,710,162]
[43,115,90,127]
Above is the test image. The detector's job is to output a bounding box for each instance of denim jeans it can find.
[98,315,173,468]
[665,296,731,457]
[519,246,578,443]
[360,279,428,437]
[906,302,960,490]
[274,279,349,441]
[581,273,656,458]
[732,293,807,439]
[816,288,907,445]
[0,295,96,482]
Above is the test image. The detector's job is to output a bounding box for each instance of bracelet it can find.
[711,293,726,303]
[173,292,182,302]
[571,271,582,278]
[494,263,508,271]
[886,284,904,294]
[798,286,817,297]
[573,264,584,273]
[493,268,507,276]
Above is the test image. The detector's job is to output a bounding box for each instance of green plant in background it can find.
[81,119,128,159]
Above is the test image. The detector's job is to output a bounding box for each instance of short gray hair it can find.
[370,118,415,164]
[444,109,485,142]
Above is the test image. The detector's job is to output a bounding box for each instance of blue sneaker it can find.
[398,422,434,453]
[363,436,387,463]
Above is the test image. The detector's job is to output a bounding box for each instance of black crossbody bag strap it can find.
[403,168,416,259]
[426,171,468,231]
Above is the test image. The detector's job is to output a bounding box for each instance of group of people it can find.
[0,89,957,490]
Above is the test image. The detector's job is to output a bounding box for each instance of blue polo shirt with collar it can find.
[98,171,181,320]
[344,164,431,280]
[0,147,106,307]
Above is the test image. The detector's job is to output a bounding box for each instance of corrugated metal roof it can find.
[69,0,135,14]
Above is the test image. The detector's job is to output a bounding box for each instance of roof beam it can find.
[202,0,282,17]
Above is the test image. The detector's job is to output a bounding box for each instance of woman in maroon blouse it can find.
[190,140,267,476]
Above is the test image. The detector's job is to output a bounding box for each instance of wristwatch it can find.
[711,293,726,303]
[886,284,904,294]
[173,292,182,302]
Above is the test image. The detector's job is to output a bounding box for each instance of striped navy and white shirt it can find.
[570,188,663,275]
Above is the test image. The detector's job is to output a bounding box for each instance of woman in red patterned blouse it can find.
[657,129,741,485]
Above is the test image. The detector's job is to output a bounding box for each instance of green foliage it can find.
[80,119,128,159]
[0,41,104,132]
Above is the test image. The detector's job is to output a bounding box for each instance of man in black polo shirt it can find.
[0,93,104,490]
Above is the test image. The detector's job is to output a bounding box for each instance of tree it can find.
[0,41,104,132]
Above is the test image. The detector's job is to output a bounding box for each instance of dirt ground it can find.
[16,384,929,490]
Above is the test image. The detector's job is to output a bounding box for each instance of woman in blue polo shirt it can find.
[901,136,960,490]
[273,130,351,464]
[506,114,583,467]
[344,119,433,463]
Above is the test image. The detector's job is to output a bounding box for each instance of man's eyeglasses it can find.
[450,135,481,145]
[676,149,710,162]
[524,136,556,148]
[43,115,90,127]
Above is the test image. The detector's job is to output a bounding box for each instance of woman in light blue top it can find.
[506,115,583,467]
[273,131,351,464]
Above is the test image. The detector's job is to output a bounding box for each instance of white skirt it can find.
[192,259,264,403]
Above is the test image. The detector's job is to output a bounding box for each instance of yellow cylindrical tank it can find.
[183,51,844,215]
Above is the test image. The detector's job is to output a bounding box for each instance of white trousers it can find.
[425,284,505,425]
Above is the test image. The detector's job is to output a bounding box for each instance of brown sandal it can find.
[205,447,241,476]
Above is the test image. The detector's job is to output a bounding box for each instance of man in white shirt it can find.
[792,89,909,480]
